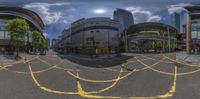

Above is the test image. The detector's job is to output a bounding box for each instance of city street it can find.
[0,51,200,99]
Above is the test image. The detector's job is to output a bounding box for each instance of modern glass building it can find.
[123,22,178,53]
[171,12,181,32]
[0,6,44,53]
[113,8,134,32]
[185,6,200,54]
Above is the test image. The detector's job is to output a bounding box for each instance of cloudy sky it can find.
[0,0,200,39]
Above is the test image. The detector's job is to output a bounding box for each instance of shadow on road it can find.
[57,54,133,68]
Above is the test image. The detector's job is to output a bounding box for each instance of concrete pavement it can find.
[176,52,200,65]
[0,51,200,99]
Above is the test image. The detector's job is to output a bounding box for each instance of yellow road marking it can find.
[1,60,64,74]
[140,54,173,64]
[66,57,163,83]
[136,57,200,76]
[75,66,177,99]
[163,54,200,67]
[0,54,179,99]
[77,68,123,94]
[150,66,177,98]
[0,55,38,70]
[67,68,135,83]
[38,55,124,72]
[29,62,78,95]
[4,65,57,74]
[37,57,52,66]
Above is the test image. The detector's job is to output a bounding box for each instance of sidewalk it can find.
[176,52,200,65]
[0,53,37,65]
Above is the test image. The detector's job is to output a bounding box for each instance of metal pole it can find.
[167,27,171,52]
[174,30,176,51]
[107,30,110,56]
[125,29,128,52]
[123,30,126,52]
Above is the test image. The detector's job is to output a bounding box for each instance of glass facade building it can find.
[0,6,44,53]
[191,19,200,39]
[171,12,181,32]
[185,6,200,54]
[113,8,134,32]
[123,22,178,53]
[0,19,9,40]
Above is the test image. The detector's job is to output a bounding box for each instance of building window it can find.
[4,31,10,39]
[86,37,94,41]
[192,31,197,39]
[0,31,4,39]
[198,32,200,39]
[96,42,100,44]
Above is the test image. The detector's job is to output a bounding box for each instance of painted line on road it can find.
[139,54,173,64]
[135,57,200,76]
[1,60,64,74]
[25,54,178,99]
[75,66,177,99]
[163,54,200,67]
[66,57,163,83]
[76,68,123,94]
[0,55,38,70]
[29,62,78,95]
[150,66,177,98]
[37,55,123,72]
[67,68,135,83]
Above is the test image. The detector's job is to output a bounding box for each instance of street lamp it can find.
[167,27,171,52]
[107,30,110,56]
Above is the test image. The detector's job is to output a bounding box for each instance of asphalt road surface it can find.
[0,50,200,99]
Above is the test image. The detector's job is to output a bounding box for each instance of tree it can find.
[39,36,48,55]
[32,30,47,54]
[39,37,48,49]
[32,30,41,54]
[5,18,29,59]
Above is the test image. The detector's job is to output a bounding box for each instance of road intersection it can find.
[0,51,200,99]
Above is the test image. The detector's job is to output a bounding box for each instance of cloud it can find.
[43,32,48,38]
[62,14,76,24]
[126,7,161,23]
[168,3,193,14]
[23,2,71,24]
[148,15,161,22]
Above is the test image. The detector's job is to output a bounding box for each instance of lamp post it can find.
[123,29,128,52]
[167,27,171,52]
[107,30,110,57]
[92,32,96,55]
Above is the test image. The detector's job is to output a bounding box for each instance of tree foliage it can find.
[32,30,41,48]
[5,18,29,46]
[5,18,29,59]
[32,30,47,53]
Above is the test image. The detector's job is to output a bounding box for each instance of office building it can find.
[184,6,200,54]
[113,8,134,32]
[171,12,181,32]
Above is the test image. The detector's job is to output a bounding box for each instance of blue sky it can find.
[0,0,200,40]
